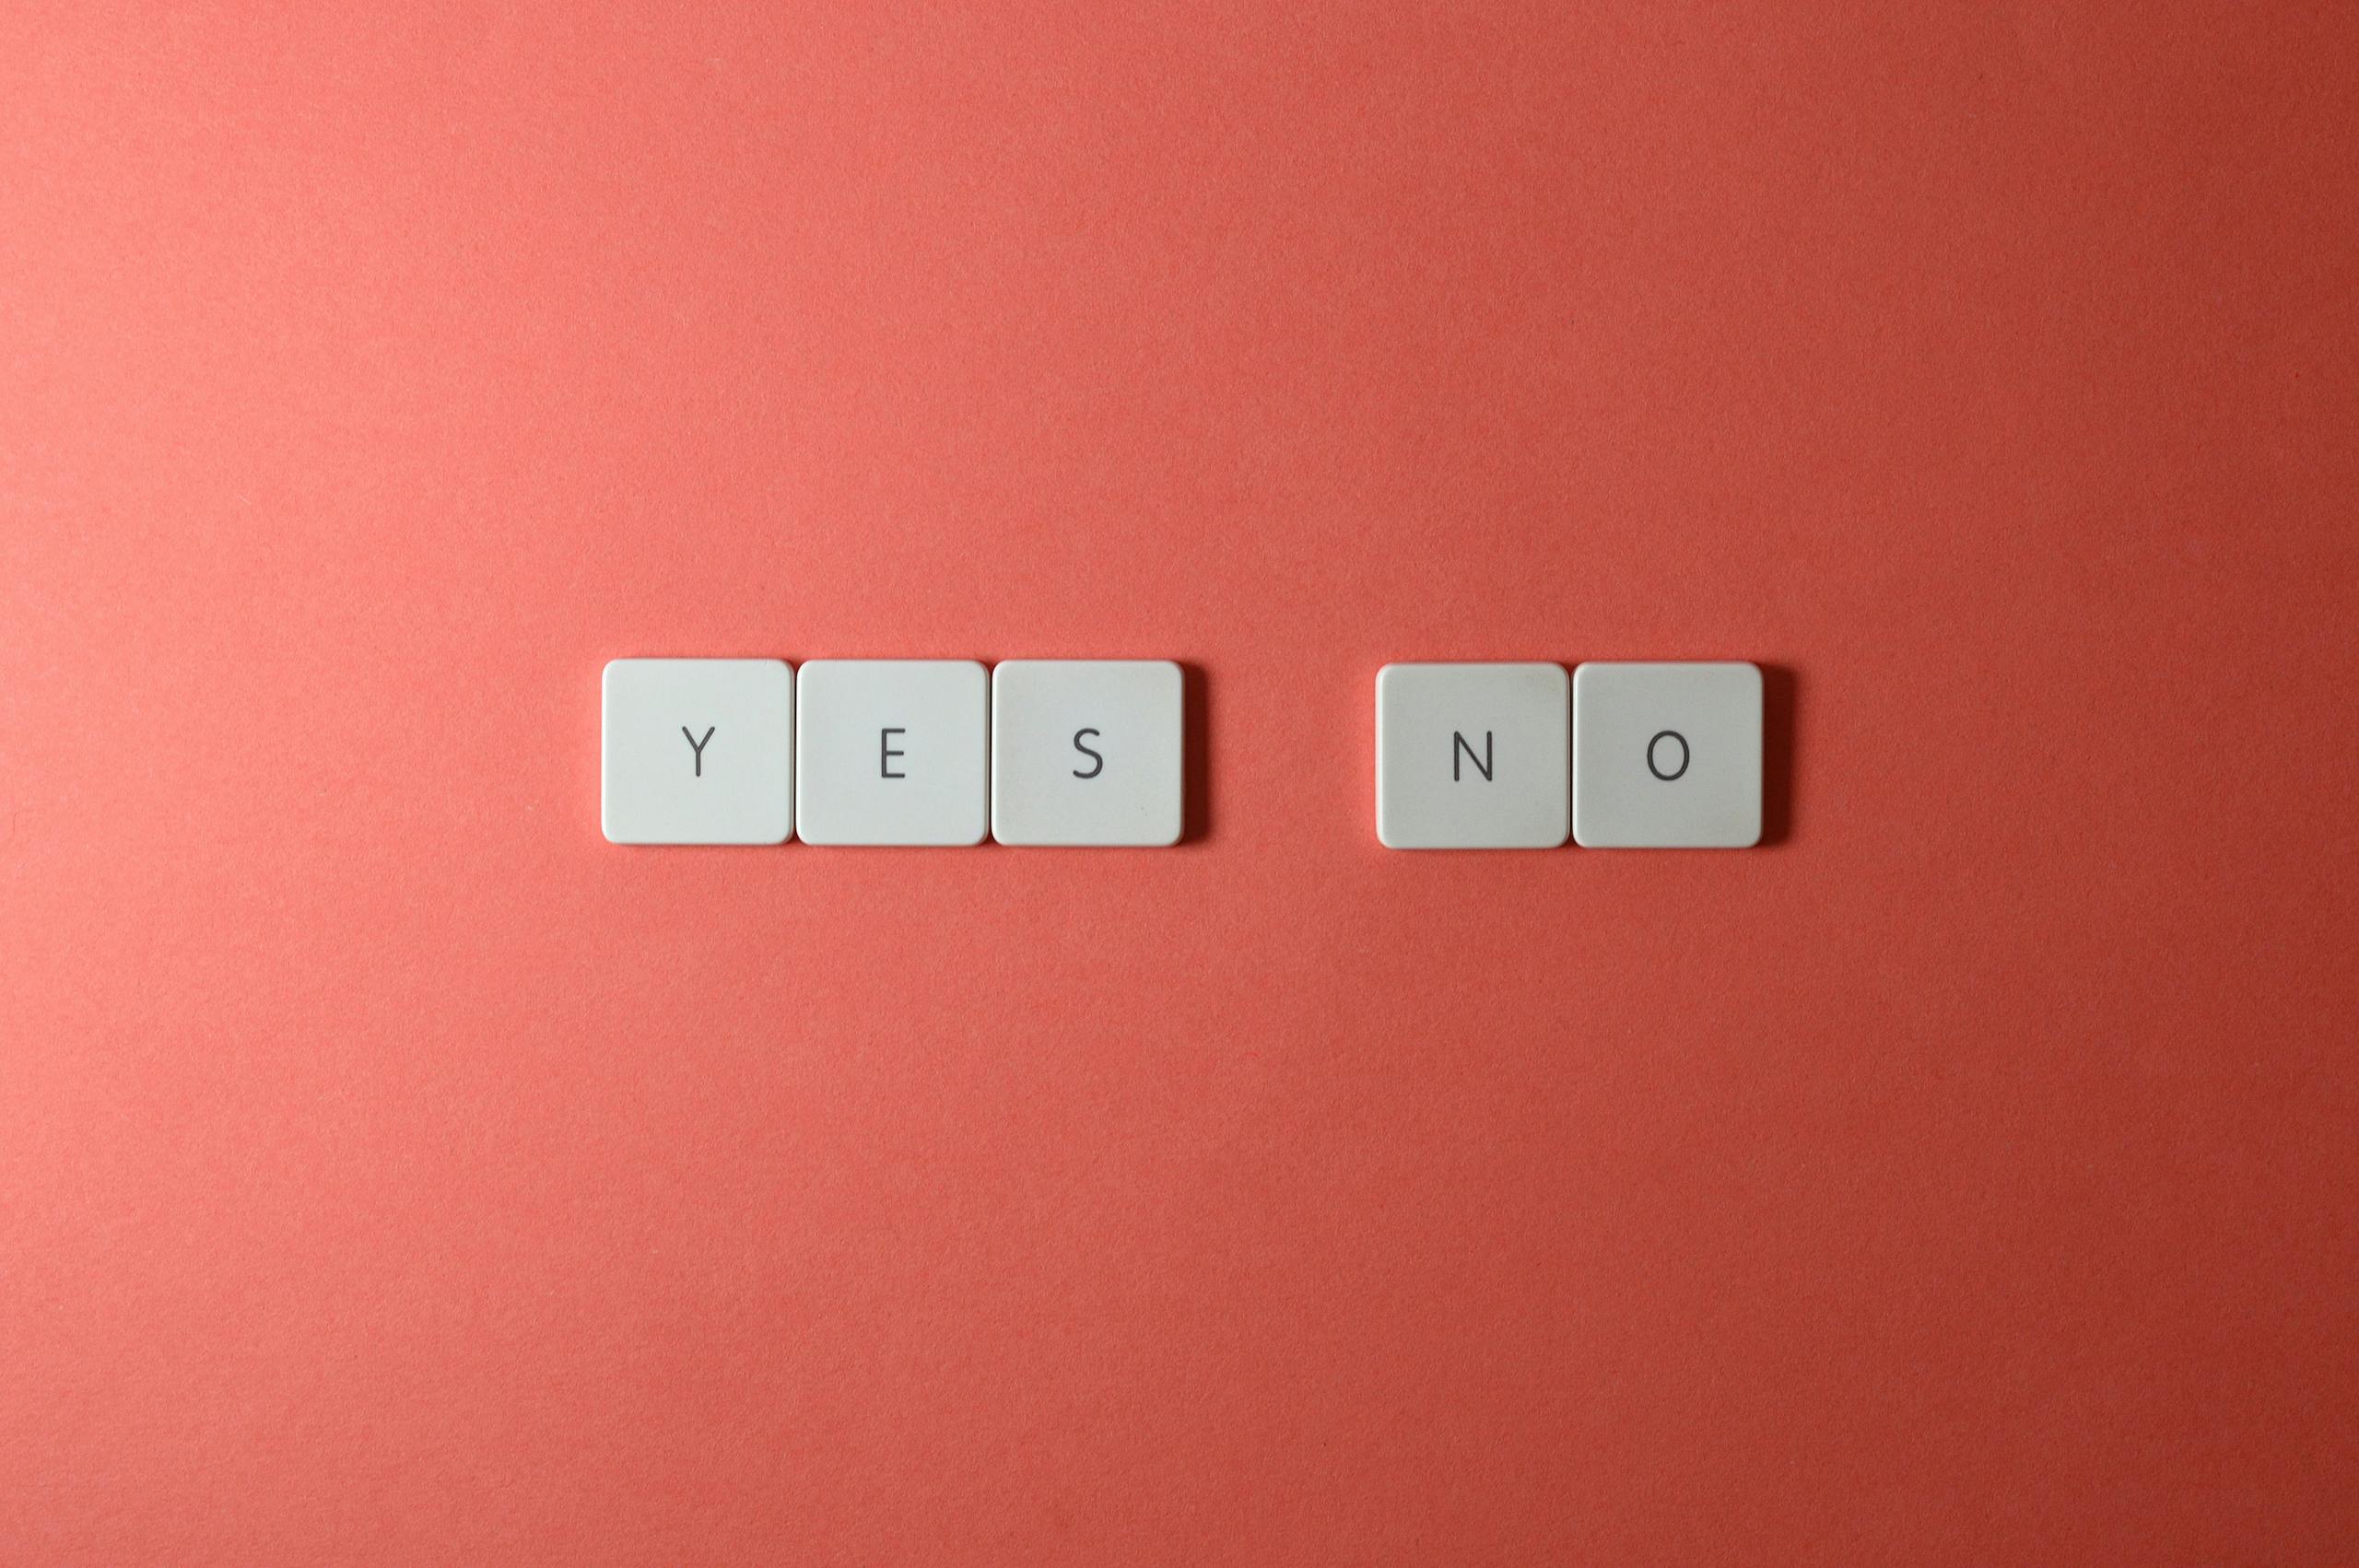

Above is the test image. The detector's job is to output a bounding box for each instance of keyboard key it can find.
[601,659,793,845]
[991,660,1183,847]
[1375,662,1570,849]
[1572,661,1762,848]
[795,660,989,846]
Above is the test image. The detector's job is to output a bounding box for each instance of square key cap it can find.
[1572,661,1762,848]
[991,661,1183,847]
[796,660,989,846]
[1375,662,1570,849]
[601,659,793,845]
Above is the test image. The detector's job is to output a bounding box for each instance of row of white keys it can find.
[1376,661,1762,848]
[601,659,1183,847]
[604,658,1759,849]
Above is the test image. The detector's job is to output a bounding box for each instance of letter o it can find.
[1647,730,1689,782]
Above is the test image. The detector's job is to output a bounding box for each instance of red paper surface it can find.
[3,4,2354,1562]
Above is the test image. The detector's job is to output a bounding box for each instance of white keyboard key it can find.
[1572,661,1762,848]
[1375,662,1570,849]
[601,659,793,845]
[795,660,989,846]
[991,660,1183,847]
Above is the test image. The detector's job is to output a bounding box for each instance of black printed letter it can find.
[1452,730,1494,782]
[683,725,715,778]
[880,727,907,778]
[1072,727,1105,779]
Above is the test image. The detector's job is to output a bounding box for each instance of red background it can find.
[4,4,2355,1562]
